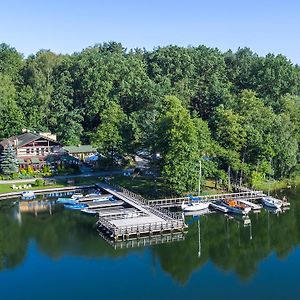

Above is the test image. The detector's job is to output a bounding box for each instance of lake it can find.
[1,187,300,300]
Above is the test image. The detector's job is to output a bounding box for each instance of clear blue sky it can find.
[1,0,299,63]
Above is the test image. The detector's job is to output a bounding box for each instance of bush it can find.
[24,165,36,176]
[35,179,45,187]
[11,173,19,179]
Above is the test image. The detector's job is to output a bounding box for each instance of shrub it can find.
[27,165,34,175]
[11,173,19,179]
[35,179,45,187]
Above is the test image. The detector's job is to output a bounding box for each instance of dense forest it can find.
[0,42,300,193]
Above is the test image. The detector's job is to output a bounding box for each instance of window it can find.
[26,148,30,154]
[31,148,34,153]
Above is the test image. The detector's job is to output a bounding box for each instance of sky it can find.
[0,0,299,63]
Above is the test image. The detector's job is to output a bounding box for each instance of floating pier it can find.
[95,183,187,241]
[94,182,290,242]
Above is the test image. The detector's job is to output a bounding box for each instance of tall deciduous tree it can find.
[92,101,126,158]
[158,96,199,194]
[0,74,24,138]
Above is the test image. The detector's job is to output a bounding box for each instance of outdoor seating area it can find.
[11,184,32,190]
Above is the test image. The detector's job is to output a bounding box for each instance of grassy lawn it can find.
[110,175,225,199]
[110,175,173,199]
[0,182,67,194]
[0,177,102,194]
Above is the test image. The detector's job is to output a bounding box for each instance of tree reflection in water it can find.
[0,188,299,284]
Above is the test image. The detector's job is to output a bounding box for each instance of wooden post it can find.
[228,166,231,192]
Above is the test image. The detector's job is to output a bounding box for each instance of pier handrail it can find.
[114,219,185,234]
[101,182,184,221]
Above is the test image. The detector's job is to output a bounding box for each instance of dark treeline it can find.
[1,42,300,192]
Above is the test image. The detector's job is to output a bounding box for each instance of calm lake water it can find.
[1,188,300,300]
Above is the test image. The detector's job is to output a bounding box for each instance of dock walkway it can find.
[95,183,186,241]
[147,190,265,207]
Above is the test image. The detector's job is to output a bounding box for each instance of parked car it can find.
[136,149,151,159]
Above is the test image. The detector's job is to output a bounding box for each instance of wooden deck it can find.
[96,183,186,241]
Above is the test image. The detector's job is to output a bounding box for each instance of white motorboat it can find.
[85,192,101,197]
[184,207,211,217]
[81,208,98,215]
[181,201,211,212]
[210,202,229,213]
[261,197,283,209]
[21,191,35,200]
[71,193,84,199]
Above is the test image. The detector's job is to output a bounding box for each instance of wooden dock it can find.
[146,190,265,208]
[94,182,292,242]
[96,183,187,241]
[85,200,124,209]
[2,180,289,248]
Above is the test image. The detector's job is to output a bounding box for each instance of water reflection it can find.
[0,187,299,284]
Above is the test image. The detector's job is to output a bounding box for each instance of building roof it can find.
[31,157,40,164]
[17,158,25,164]
[0,132,60,148]
[63,145,96,154]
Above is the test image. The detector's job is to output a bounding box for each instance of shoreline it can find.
[0,185,94,200]
[253,176,300,193]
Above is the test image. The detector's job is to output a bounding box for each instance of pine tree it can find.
[0,144,18,175]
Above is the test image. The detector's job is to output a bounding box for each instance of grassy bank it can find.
[110,176,225,199]
[110,175,172,199]
[0,182,66,194]
[252,176,300,192]
[0,177,102,194]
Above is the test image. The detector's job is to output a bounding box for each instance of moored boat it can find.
[184,207,211,217]
[77,194,113,202]
[57,198,78,205]
[221,199,251,215]
[92,196,114,202]
[71,193,84,199]
[181,201,211,212]
[261,197,283,209]
[85,192,101,198]
[21,191,35,200]
[64,203,88,210]
[81,208,98,215]
[210,202,229,213]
